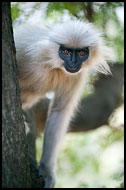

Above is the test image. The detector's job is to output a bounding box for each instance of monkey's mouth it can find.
[65,66,80,73]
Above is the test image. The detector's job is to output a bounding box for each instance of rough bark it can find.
[2,2,44,188]
[2,2,31,188]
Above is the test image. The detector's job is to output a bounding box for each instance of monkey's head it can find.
[49,20,114,75]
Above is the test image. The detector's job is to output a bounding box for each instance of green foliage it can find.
[36,133,43,163]
[55,127,124,188]
[11,3,21,21]
[36,126,124,188]
[99,128,124,149]
[46,2,83,18]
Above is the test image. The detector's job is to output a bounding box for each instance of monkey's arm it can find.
[39,79,83,188]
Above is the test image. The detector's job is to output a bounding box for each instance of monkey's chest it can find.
[21,68,77,109]
[46,69,72,91]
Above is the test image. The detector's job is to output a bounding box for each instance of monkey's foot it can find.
[38,164,56,188]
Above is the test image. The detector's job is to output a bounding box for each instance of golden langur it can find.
[14,20,112,188]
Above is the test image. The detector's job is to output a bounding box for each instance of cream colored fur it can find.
[14,20,113,188]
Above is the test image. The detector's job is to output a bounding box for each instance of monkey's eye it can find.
[63,50,70,55]
[79,51,85,56]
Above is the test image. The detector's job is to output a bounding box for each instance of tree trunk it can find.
[2,2,44,188]
[2,2,31,188]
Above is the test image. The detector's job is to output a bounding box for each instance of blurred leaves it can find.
[11,3,21,21]
[55,128,124,188]
[46,2,83,18]
[98,128,124,149]
[36,126,124,188]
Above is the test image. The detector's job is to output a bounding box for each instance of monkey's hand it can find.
[38,163,56,188]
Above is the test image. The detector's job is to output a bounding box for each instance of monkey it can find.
[14,20,113,188]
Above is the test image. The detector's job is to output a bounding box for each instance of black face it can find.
[59,45,89,73]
